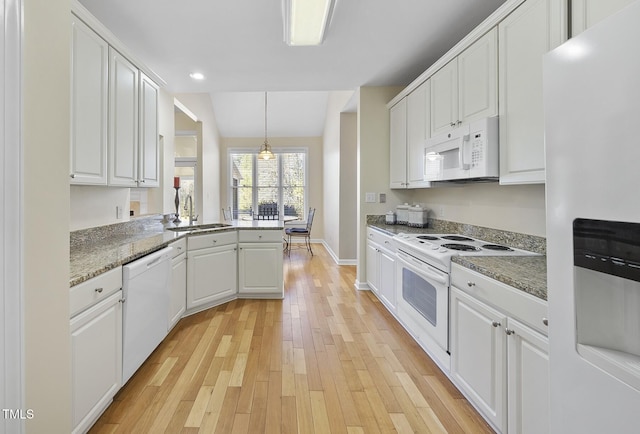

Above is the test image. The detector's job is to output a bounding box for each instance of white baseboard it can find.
[321,241,357,266]
[354,280,370,291]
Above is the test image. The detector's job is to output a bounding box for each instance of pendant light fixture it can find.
[258,92,274,160]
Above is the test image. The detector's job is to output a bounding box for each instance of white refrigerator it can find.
[544,1,640,432]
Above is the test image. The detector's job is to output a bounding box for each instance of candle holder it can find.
[173,187,181,223]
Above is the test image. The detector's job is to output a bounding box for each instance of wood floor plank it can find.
[89,246,494,434]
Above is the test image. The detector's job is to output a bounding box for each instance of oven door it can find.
[396,249,450,360]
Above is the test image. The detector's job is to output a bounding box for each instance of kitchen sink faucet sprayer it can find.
[184,194,197,225]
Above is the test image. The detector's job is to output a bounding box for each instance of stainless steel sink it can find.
[167,223,232,233]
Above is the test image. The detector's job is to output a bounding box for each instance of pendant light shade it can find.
[258,92,274,160]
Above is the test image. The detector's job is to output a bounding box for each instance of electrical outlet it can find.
[379,193,386,203]
[439,206,444,217]
[365,192,377,203]
[116,206,123,219]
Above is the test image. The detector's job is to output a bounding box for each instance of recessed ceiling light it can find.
[189,72,205,80]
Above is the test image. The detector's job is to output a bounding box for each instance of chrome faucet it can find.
[184,194,197,225]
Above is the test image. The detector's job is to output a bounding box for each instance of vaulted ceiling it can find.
[78,0,506,137]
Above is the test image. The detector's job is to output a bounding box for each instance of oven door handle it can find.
[397,252,448,285]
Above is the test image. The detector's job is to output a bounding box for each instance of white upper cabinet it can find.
[430,60,459,136]
[390,81,431,189]
[458,27,498,125]
[498,0,567,184]
[570,0,635,36]
[70,16,108,185]
[406,81,431,188]
[389,98,408,189]
[431,28,497,137]
[138,73,160,187]
[108,48,139,187]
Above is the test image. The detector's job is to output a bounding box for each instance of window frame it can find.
[228,147,309,221]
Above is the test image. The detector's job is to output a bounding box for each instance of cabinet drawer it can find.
[367,227,395,251]
[451,263,548,335]
[70,267,123,318]
[188,231,237,251]
[170,238,187,257]
[238,230,283,243]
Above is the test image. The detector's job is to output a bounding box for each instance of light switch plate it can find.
[365,192,376,203]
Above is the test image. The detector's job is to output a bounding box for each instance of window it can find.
[229,149,307,220]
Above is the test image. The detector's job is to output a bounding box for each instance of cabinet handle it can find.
[450,122,456,127]
[213,240,217,244]
[95,287,103,293]
[119,298,126,304]
[542,318,548,326]
[467,281,476,287]
[457,120,462,125]
[492,321,501,328]
[70,173,76,179]
[177,246,182,251]
[139,179,145,184]
[259,235,262,239]
[505,329,515,336]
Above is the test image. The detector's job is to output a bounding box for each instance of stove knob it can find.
[439,248,448,253]
[431,245,439,250]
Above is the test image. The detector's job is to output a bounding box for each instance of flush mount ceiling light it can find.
[189,72,205,80]
[258,92,274,160]
[282,0,337,46]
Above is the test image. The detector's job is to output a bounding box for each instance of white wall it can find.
[220,137,324,239]
[23,0,72,431]
[356,86,409,286]
[410,183,546,236]
[339,112,358,260]
[174,93,222,222]
[322,91,355,261]
[70,186,130,231]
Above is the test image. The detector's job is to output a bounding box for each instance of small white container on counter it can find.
[396,204,410,225]
[408,205,429,228]
[385,211,396,224]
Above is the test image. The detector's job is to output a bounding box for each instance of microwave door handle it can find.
[459,133,471,170]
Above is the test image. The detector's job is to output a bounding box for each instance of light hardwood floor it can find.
[90,244,493,433]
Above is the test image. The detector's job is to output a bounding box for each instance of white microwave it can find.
[424,116,499,182]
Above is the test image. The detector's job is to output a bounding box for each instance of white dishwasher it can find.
[122,246,172,384]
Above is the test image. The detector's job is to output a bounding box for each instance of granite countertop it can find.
[368,221,548,301]
[70,217,286,287]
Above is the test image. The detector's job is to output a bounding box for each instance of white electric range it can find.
[392,232,539,370]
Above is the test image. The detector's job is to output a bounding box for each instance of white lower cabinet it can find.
[366,228,396,312]
[169,239,187,330]
[238,230,283,298]
[450,263,549,434]
[70,290,123,434]
[187,232,238,310]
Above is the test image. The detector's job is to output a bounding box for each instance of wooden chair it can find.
[285,208,315,256]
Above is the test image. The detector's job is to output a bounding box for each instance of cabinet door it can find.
[406,80,431,188]
[70,291,122,434]
[571,0,635,36]
[169,252,187,330]
[378,248,396,311]
[430,59,458,136]
[389,99,408,189]
[507,318,550,434]
[70,16,108,185]
[498,0,567,184]
[108,47,139,187]
[138,72,160,187]
[458,28,498,124]
[238,243,284,296]
[366,241,380,293]
[187,244,237,309]
[450,287,507,432]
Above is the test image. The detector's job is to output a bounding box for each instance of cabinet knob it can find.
[467,281,476,287]
[213,240,217,244]
[70,173,76,179]
[450,122,456,127]
[505,329,515,336]
[177,246,182,251]
[457,120,462,125]
[542,317,548,326]
[259,235,262,239]
[95,287,103,293]
[119,298,126,304]
[492,321,501,328]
